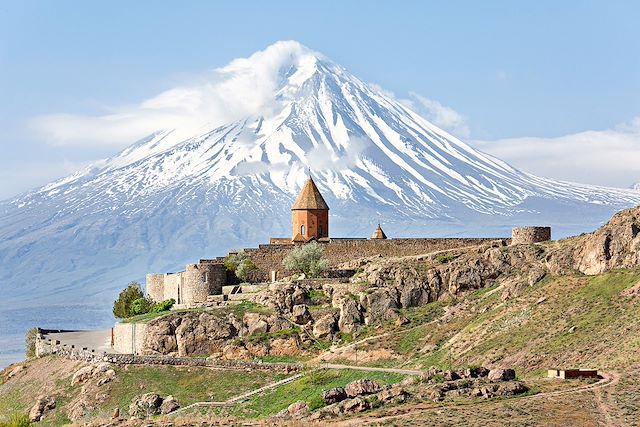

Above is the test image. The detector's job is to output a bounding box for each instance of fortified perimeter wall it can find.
[511,227,551,245]
[244,237,507,281]
[146,261,226,304]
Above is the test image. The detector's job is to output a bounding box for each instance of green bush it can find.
[112,282,145,319]
[150,298,176,313]
[24,327,38,358]
[283,242,329,278]
[224,250,258,281]
[436,253,455,264]
[130,297,152,316]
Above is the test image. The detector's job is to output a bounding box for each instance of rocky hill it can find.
[2,206,640,425]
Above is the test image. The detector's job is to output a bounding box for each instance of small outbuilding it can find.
[547,369,599,379]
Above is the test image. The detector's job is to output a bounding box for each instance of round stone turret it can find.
[511,226,551,245]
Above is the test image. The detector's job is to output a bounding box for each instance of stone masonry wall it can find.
[113,322,147,355]
[147,262,226,304]
[511,227,551,245]
[244,237,507,282]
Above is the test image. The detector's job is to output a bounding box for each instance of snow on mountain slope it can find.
[1,40,639,306]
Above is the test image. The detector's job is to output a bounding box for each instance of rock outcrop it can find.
[29,396,56,422]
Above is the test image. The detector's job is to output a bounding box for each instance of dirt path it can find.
[592,371,621,427]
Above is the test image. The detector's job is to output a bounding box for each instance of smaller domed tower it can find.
[371,223,387,239]
[292,176,329,241]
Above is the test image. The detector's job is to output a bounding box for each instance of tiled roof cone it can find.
[371,223,387,239]
[292,176,330,211]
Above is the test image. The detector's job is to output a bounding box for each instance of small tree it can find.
[283,241,329,278]
[113,282,145,319]
[130,297,152,316]
[224,250,258,282]
[25,327,38,358]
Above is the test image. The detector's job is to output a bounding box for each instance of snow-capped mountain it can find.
[1,41,639,306]
[631,183,640,191]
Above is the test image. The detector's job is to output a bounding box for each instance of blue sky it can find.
[1,0,639,198]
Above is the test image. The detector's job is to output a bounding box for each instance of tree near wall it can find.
[112,282,145,319]
[224,250,258,282]
[283,241,330,278]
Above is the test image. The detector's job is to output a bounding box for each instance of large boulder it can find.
[336,297,363,333]
[129,393,163,418]
[29,396,56,422]
[291,304,312,324]
[341,396,370,413]
[276,400,309,419]
[313,313,337,339]
[71,366,95,385]
[244,313,269,336]
[345,379,381,397]
[159,395,181,414]
[376,385,409,402]
[269,337,301,356]
[488,368,516,382]
[361,288,399,325]
[322,387,347,405]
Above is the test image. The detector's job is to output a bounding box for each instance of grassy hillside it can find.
[2,268,639,425]
[0,358,286,426]
[325,268,640,374]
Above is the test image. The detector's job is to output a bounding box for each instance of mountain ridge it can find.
[1,40,639,306]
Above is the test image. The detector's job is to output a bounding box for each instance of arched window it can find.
[319,224,324,236]
[301,225,305,236]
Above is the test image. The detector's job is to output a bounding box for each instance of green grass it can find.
[220,369,405,419]
[90,365,287,419]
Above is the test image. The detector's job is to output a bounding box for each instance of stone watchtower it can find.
[292,175,329,241]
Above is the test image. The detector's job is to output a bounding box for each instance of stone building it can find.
[146,260,225,305]
[145,173,549,304]
[291,176,329,242]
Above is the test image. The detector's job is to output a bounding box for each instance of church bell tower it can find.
[291,175,329,242]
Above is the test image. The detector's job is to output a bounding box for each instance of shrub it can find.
[283,242,329,278]
[224,250,258,281]
[150,298,176,313]
[236,258,258,281]
[436,253,455,264]
[130,297,152,315]
[24,327,38,358]
[0,413,32,427]
[112,282,145,319]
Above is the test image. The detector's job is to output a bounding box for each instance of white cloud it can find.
[400,92,470,138]
[30,40,317,147]
[473,117,640,188]
[0,159,94,200]
[304,137,369,171]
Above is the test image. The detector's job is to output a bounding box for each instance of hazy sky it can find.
[1,1,639,199]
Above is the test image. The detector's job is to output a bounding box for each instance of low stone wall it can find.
[35,332,104,362]
[113,323,147,355]
[101,354,302,373]
[244,238,506,282]
[36,328,301,372]
[511,227,551,245]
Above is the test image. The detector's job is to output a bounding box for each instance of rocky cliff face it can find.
[141,206,640,359]
[570,206,640,275]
